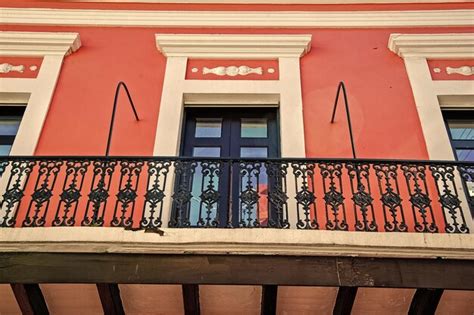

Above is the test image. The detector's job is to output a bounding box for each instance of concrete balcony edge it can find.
[0,227,473,260]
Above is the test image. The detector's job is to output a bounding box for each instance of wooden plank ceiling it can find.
[1,284,474,315]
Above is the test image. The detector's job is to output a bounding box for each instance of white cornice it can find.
[0,31,81,57]
[388,33,474,59]
[1,7,473,28]
[155,34,312,58]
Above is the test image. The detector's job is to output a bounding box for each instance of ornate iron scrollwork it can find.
[266,161,289,229]
[23,160,63,227]
[238,161,263,228]
[169,160,197,228]
[82,160,117,227]
[319,162,348,231]
[373,163,407,232]
[292,162,318,229]
[346,163,377,232]
[430,165,469,234]
[141,160,171,229]
[0,160,35,227]
[111,160,144,228]
[53,160,90,226]
[402,164,438,233]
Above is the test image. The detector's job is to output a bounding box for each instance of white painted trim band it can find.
[0,31,81,57]
[388,33,474,59]
[1,227,473,260]
[155,34,312,58]
[1,8,473,28]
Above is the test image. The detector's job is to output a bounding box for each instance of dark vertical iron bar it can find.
[408,288,444,315]
[96,283,125,315]
[11,283,49,315]
[182,284,200,315]
[330,82,356,159]
[333,286,358,315]
[261,285,278,315]
[105,81,140,157]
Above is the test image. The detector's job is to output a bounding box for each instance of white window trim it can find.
[388,33,474,160]
[388,32,474,231]
[154,33,311,227]
[0,31,81,155]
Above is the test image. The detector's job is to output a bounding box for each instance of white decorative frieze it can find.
[0,63,24,73]
[446,66,474,76]
[203,66,263,77]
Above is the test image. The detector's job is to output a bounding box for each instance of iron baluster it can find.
[373,163,407,232]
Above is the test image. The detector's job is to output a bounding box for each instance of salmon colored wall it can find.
[1,25,472,160]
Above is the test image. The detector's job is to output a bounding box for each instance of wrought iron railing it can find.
[0,156,472,233]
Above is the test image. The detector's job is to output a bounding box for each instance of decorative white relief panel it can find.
[0,63,25,73]
[202,65,263,77]
[446,66,474,76]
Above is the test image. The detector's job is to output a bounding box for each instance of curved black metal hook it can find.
[330,81,356,159]
[105,81,140,157]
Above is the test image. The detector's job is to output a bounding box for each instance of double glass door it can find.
[171,108,279,227]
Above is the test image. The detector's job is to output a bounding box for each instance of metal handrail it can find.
[331,81,357,159]
[105,81,140,157]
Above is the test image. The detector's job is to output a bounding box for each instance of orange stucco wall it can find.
[1,24,472,159]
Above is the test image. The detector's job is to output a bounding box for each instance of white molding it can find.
[0,32,81,155]
[155,34,312,59]
[1,227,473,260]
[388,33,474,232]
[388,33,474,59]
[0,31,81,57]
[1,7,473,28]
[153,34,308,227]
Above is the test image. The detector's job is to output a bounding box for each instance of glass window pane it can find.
[0,145,12,156]
[240,147,268,158]
[193,147,221,157]
[195,118,222,138]
[447,120,474,140]
[456,149,474,162]
[241,118,267,138]
[0,117,21,136]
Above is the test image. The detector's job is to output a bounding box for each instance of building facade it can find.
[0,0,473,314]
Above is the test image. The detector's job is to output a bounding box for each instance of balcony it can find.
[0,156,471,234]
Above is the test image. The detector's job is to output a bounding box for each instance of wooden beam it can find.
[10,284,49,315]
[182,284,200,315]
[1,253,473,290]
[333,287,358,315]
[261,285,278,315]
[96,283,125,315]
[408,288,444,315]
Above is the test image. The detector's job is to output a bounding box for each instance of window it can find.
[444,110,474,161]
[172,108,279,227]
[0,106,26,156]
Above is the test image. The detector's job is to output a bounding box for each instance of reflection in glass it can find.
[456,149,474,162]
[240,147,268,158]
[241,118,267,138]
[193,147,221,158]
[238,147,269,226]
[0,145,11,156]
[195,118,222,138]
[447,120,474,140]
[189,147,221,226]
[0,118,21,136]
